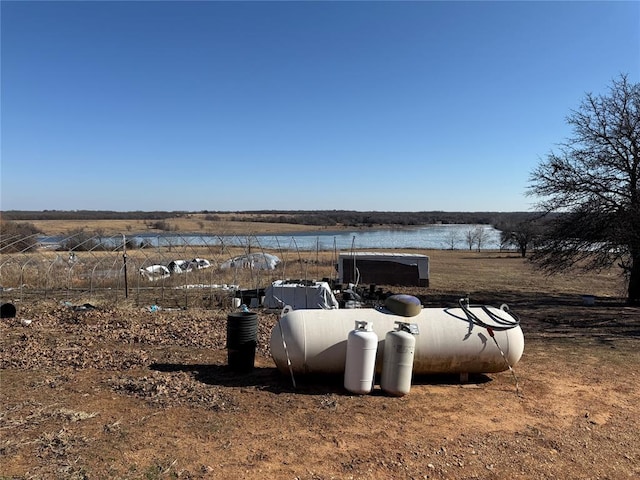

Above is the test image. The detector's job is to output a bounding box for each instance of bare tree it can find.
[443,230,459,250]
[464,226,485,251]
[464,228,478,251]
[0,221,42,253]
[499,219,544,257]
[474,227,486,252]
[528,74,640,304]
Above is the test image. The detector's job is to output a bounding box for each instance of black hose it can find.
[455,299,520,331]
[450,299,522,395]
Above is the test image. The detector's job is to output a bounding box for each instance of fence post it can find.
[122,234,128,299]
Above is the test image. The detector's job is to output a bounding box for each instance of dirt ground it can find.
[1,254,639,479]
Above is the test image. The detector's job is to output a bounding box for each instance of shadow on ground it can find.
[419,291,639,338]
[149,362,494,396]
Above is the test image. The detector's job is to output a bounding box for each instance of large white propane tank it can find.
[344,321,378,395]
[270,305,524,376]
[381,322,418,396]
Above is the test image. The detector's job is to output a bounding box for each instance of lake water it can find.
[40,224,502,251]
[265,224,502,251]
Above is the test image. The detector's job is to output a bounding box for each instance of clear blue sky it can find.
[1,1,638,212]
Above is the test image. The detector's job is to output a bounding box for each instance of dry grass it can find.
[424,249,623,298]
[18,216,627,297]
[26,214,340,236]
[1,245,625,312]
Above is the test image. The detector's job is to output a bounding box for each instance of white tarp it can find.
[264,280,339,310]
[190,258,211,269]
[220,253,280,271]
[140,265,171,281]
[167,259,192,273]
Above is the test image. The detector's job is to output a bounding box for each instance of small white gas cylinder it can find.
[381,322,418,396]
[344,320,378,394]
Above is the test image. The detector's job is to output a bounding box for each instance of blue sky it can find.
[1,1,638,212]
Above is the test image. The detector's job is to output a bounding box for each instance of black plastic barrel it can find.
[1,303,17,319]
[226,311,259,372]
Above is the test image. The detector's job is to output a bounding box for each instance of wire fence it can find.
[0,233,340,309]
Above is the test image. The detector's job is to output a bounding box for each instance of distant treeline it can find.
[1,210,540,228]
[221,210,540,228]
[1,210,181,221]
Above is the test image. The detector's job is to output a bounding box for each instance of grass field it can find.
[24,214,337,236]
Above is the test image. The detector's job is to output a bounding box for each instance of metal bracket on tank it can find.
[355,320,372,331]
[396,321,419,335]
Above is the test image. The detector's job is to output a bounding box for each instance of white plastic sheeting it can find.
[264,280,339,310]
[190,258,211,269]
[140,265,171,281]
[220,253,280,271]
[167,259,193,273]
